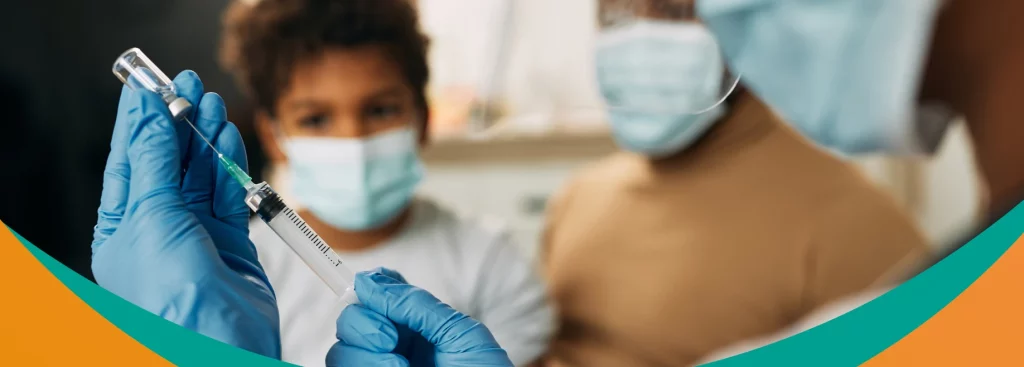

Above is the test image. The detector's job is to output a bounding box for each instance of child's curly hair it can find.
[221,0,430,126]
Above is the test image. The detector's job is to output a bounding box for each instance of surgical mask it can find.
[697,0,952,155]
[596,20,734,157]
[283,127,423,231]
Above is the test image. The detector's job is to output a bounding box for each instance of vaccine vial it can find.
[112,47,192,120]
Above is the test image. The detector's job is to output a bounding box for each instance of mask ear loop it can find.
[691,72,742,115]
[687,34,742,115]
[673,24,743,116]
[411,109,428,145]
[605,72,742,116]
[412,120,425,144]
[262,118,304,211]
[268,118,292,160]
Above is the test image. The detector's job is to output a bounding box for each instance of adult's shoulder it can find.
[573,151,644,183]
[549,152,640,212]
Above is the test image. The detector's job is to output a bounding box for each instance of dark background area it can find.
[0,0,268,280]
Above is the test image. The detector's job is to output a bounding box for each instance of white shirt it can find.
[251,198,554,366]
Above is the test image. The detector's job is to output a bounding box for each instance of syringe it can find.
[113,48,360,305]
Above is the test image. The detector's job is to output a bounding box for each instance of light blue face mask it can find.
[596,20,735,158]
[284,127,424,231]
[697,0,951,155]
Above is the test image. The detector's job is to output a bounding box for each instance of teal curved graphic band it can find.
[10,230,292,367]
[703,202,1024,366]
[7,202,1022,366]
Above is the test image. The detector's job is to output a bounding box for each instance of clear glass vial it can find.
[112,47,192,120]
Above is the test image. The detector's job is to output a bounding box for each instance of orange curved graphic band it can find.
[865,234,1024,365]
[0,225,171,365]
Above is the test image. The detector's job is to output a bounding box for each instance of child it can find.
[221,0,553,365]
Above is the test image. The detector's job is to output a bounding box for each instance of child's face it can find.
[271,46,419,139]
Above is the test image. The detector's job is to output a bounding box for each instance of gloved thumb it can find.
[125,89,186,217]
[354,269,511,364]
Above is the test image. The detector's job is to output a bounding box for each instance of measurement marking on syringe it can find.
[282,208,344,267]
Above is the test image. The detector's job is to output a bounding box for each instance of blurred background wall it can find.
[1,0,981,279]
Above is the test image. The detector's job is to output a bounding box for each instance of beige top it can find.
[697,287,892,364]
[540,95,931,367]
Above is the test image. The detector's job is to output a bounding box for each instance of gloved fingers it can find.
[181,91,227,216]
[124,89,186,218]
[325,342,409,367]
[195,215,264,274]
[354,270,507,355]
[211,118,252,230]
[336,304,400,352]
[93,85,136,251]
[171,71,202,169]
[393,325,438,365]
[173,70,204,122]
[371,266,409,284]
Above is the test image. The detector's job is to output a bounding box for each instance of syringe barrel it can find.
[245,182,358,300]
[112,47,192,120]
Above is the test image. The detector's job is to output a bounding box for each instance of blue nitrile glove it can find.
[326,267,512,367]
[91,70,280,357]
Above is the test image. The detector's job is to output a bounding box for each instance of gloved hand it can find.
[91,70,280,357]
[327,268,512,367]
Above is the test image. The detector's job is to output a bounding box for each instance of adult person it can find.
[537,1,929,365]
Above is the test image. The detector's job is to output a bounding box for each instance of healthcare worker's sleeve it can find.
[805,189,932,308]
[473,232,557,366]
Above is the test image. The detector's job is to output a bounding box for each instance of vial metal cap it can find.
[168,97,193,121]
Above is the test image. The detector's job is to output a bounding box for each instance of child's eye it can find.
[365,104,403,121]
[299,114,330,129]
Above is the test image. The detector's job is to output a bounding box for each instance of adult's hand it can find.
[91,71,280,357]
[327,268,512,367]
